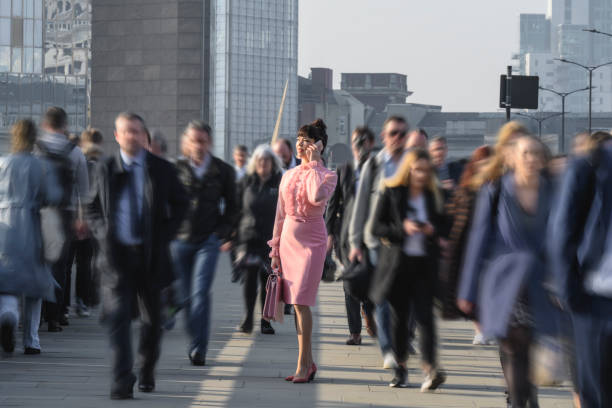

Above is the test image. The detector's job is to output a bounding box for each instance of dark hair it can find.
[115,112,146,131]
[382,115,408,130]
[298,118,328,153]
[431,135,446,145]
[144,127,151,146]
[590,131,612,149]
[151,130,168,154]
[353,126,375,143]
[234,144,248,154]
[11,119,37,153]
[184,120,212,140]
[43,106,68,131]
[415,128,429,140]
[81,128,104,145]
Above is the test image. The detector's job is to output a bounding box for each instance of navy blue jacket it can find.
[549,145,612,317]
[458,172,559,339]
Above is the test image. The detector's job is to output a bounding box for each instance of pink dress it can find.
[268,161,337,306]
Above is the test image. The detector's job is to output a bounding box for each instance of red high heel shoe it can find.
[292,363,317,384]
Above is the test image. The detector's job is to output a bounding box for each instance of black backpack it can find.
[36,140,76,207]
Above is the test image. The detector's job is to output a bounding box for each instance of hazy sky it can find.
[298,0,547,112]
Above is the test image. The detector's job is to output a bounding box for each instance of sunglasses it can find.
[388,129,407,138]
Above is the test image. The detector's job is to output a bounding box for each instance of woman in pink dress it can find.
[269,119,337,384]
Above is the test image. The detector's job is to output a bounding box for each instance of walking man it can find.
[88,112,188,399]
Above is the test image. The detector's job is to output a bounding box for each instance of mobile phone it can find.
[315,140,324,152]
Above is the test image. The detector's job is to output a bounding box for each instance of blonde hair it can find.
[11,119,37,153]
[384,149,443,212]
[473,121,529,188]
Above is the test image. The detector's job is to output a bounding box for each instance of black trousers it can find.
[499,326,535,408]
[242,264,268,325]
[63,238,95,310]
[44,212,74,323]
[343,281,375,335]
[107,244,162,387]
[387,255,437,365]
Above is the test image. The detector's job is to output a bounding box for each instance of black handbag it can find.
[321,253,337,282]
[338,256,373,302]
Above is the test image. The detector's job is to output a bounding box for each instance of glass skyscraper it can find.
[210,0,298,159]
[0,0,90,151]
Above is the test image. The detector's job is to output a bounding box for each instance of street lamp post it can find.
[515,112,563,140]
[555,58,612,134]
[583,28,612,38]
[539,86,590,153]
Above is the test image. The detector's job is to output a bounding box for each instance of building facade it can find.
[0,0,90,152]
[210,0,298,159]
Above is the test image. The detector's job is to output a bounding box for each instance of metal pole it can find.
[589,70,593,134]
[538,120,542,139]
[561,96,566,153]
[506,66,512,121]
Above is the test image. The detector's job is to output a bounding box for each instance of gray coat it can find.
[0,153,62,300]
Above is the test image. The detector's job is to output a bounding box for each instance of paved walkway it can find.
[0,254,573,407]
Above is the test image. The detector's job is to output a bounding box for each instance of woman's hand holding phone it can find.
[306,141,323,163]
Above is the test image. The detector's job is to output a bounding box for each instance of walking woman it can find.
[0,119,62,354]
[235,144,283,335]
[439,145,493,344]
[370,149,446,391]
[458,134,558,408]
[268,119,337,383]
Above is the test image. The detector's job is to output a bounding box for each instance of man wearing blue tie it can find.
[88,112,188,400]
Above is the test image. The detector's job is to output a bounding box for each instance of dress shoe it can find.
[110,374,136,400]
[238,319,253,334]
[293,363,317,384]
[260,319,275,335]
[138,371,155,393]
[48,321,63,332]
[189,350,206,366]
[1,322,15,353]
[24,347,41,355]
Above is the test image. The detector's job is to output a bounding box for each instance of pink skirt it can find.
[279,215,327,306]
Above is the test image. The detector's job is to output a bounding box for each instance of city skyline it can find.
[299,0,547,112]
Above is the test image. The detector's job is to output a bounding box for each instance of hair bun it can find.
[311,118,327,133]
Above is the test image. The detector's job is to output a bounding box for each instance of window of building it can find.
[11,0,20,16]
[0,0,9,17]
[0,46,8,71]
[0,18,9,45]
[10,46,19,71]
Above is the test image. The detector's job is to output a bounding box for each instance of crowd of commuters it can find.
[2,106,612,407]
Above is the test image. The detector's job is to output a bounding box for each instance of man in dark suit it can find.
[325,127,377,345]
[272,138,300,170]
[88,112,188,399]
[429,136,463,192]
[549,141,612,408]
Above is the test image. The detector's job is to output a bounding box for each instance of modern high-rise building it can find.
[0,0,90,151]
[91,0,298,159]
[518,0,612,114]
[210,0,298,159]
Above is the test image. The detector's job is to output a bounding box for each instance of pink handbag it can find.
[263,268,284,323]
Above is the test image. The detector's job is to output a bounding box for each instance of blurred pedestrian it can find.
[88,112,188,399]
[550,131,612,408]
[37,107,89,332]
[149,130,168,159]
[458,134,558,408]
[429,136,463,193]
[325,126,377,345]
[438,146,492,329]
[0,119,62,354]
[61,128,105,317]
[272,138,300,170]
[269,119,337,383]
[233,144,282,335]
[370,148,446,391]
[170,120,237,367]
[406,128,428,150]
[348,116,409,369]
[233,144,249,182]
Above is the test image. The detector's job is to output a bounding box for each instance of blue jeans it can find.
[369,248,393,354]
[23,297,42,349]
[171,235,221,355]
